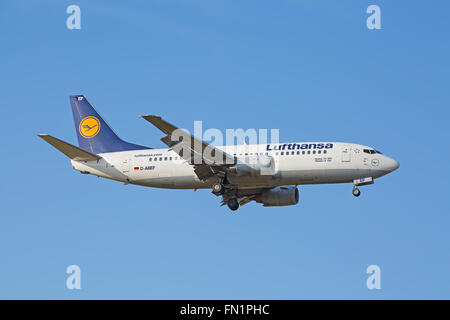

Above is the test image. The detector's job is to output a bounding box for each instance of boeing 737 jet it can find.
[38,95,399,211]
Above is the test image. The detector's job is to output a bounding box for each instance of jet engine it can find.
[228,154,274,177]
[255,186,299,207]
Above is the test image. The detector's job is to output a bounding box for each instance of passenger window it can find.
[307,151,311,155]
[318,150,321,154]
[154,157,157,161]
[149,158,152,161]
[302,151,305,155]
[169,157,172,160]
[324,150,327,154]
[313,150,316,154]
[275,152,279,156]
[281,152,284,155]
[159,157,162,161]
[297,151,300,155]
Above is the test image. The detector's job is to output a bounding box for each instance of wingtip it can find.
[140,115,161,120]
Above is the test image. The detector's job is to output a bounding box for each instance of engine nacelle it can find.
[229,154,274,177]
[255,186,299,207]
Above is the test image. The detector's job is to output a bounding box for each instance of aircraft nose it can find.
[385,157,399,172]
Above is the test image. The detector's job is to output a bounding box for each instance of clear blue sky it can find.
[1,0,449,299]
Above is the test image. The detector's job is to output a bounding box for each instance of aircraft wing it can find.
[140,115,236,180]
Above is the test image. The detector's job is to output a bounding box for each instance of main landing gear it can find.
[212,182,225,195]
[227,198,239,211]
[212,175,239,211]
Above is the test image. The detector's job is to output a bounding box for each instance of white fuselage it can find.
[70,142,399,189]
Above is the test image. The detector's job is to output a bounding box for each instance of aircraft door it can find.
[341,146,351,162]
[121,158,131,173]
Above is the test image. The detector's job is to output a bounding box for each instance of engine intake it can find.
[256,186,299,207]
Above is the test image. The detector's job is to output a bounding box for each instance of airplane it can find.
[38,95,399,211]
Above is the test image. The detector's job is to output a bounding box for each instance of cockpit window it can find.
[363,149,377,154]
[375,150,383,154]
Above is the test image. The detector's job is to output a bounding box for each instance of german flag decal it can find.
[134,167,140,171]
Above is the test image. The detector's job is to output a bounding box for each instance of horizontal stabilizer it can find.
[38,134,101,161]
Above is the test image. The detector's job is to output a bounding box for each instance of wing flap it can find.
[38,134,101,161]
[193,165,216,180]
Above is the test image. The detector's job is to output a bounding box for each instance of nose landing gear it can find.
[352,177,373,197]
[352,186,361,197]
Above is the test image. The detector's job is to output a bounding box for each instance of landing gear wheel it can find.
[212,183,225,195]
[352,187,361,197]
[227,198,239,211]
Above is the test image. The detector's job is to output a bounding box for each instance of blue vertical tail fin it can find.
[70,95,150,154]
